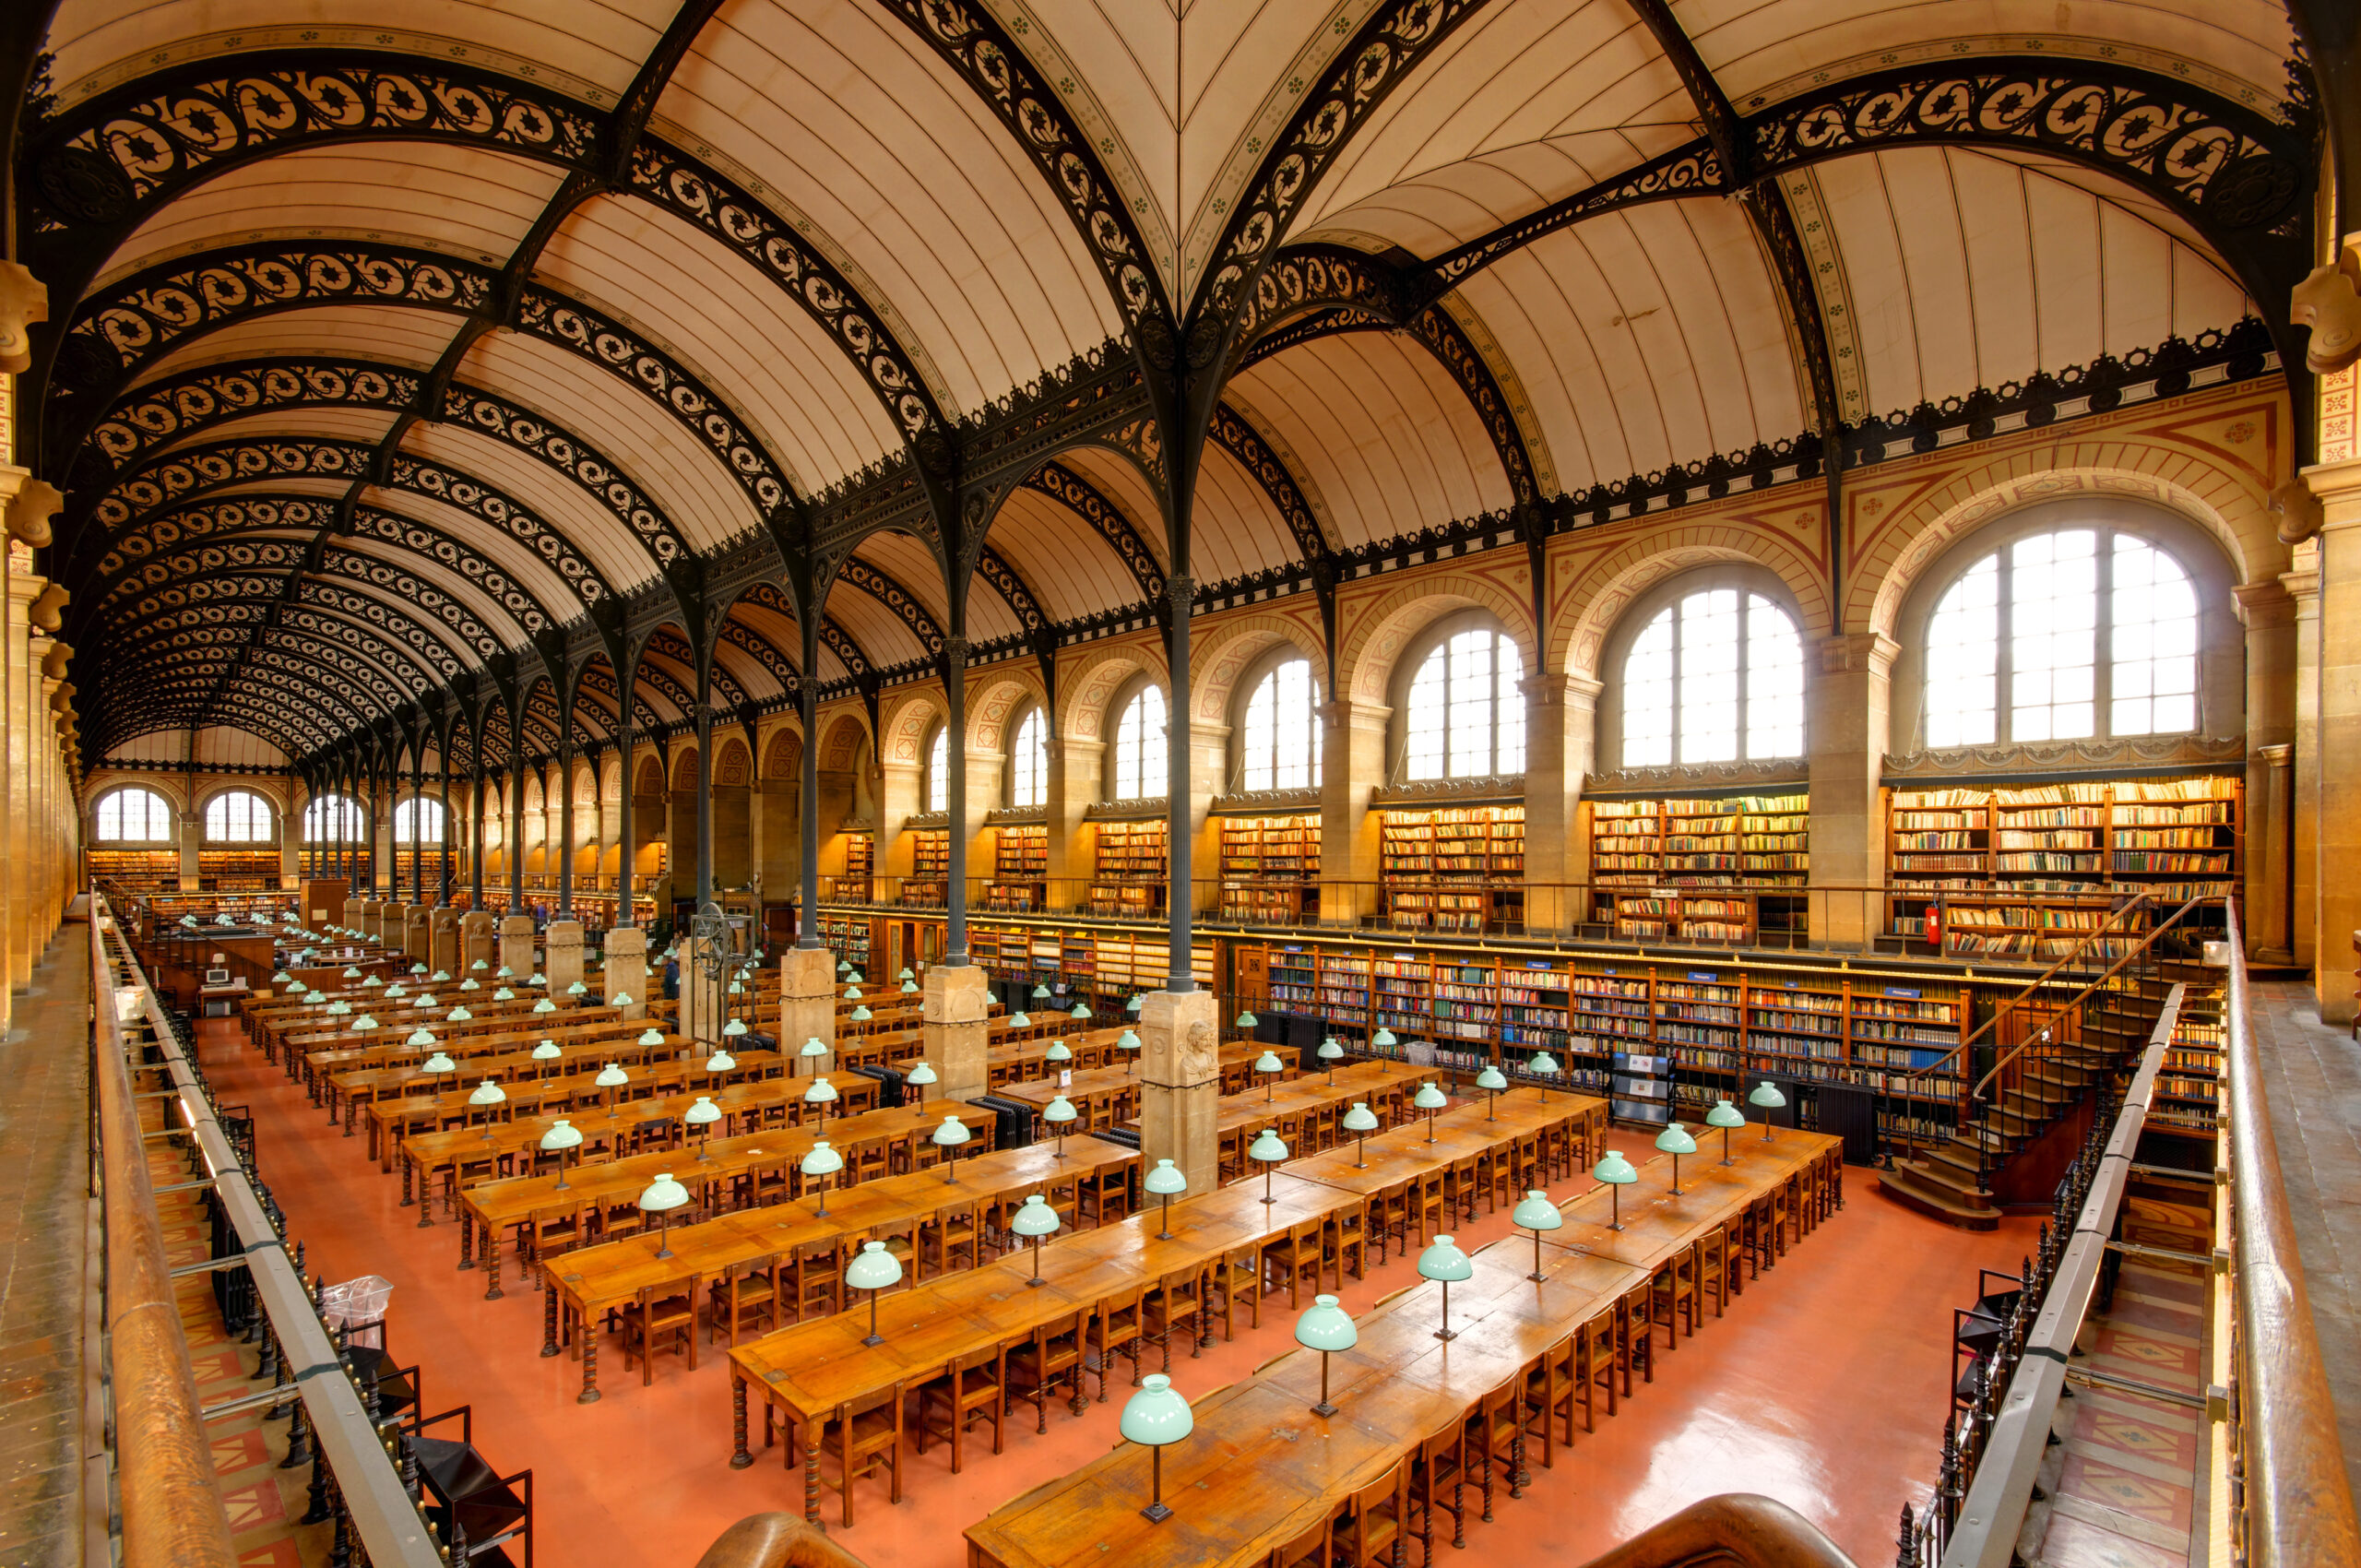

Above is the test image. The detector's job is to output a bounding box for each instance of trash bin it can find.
[321,1275,394,1348]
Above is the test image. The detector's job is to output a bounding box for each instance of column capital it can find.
[1815,631,1899,676]
[1316,698,1390,732]
[2234,579,2298,627]
[2258,742,2293,764]
[1522,671,1604,707]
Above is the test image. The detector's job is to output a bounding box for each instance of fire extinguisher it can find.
[1924,903,1942,951]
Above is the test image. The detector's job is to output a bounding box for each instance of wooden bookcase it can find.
[1217,813,1319,923]
[2151,987,2225,1138]
[908,828,950,906]
[842,832,874,883]
[818,913,872,974]
[1377,804,1525,932]
[1088,820,1168,917]
[1587,791,1808,944]
[89,848,180,893]
[986,825,1046,911]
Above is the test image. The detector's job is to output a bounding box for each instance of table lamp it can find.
[686,1095,722,1159]
[1749,1080,1786,1141]
[847,1240,903,1348]
[1031,983,1050,1001]
[847,971,864,985]
[1476,1064,1507,1120]
[844,984,861,1001]
[931,1113,971,1182]
[1012,1194,1060,1286]
[1705,1099,1745,1164]
[899,968,914,980]
[1250,1127,1288,1205]
[447,1004,473,1021]
[567,980,588,998]
[386,983,407,999]
[532,997,557,1014]
[1235,1008,1257,1033]
[1127,993,1144,1016]
[468,1078,506,1138]
[1414,1080,1447,1143]
[1117,1028,1142,1075]
[461,977,481,992]
[415,962,432,977]
[326,999,352,1017]
[1121,1374,1192,1524]
[1513,1188,1563,1281]
[837,958,850,974]
[1145,1158,1187,1239]
[1372,1026,1397,1056]
[273,971,292,985]
[342,967,362,980]
[540,1118,583,1190]
[1318,1037,1344,1084]
[1655,1121,1697,1195]
[416,992,436,1008]
[1045,1039,1073,1065]
[723,1017,750,1042]
[1295,1295,1357,1417]
[471,959,488,972]
[495,966,513,980]
[799,1036,830,1076]
[1255,1051,1284,1101]
[1343,1101,1380,1169]
[638,1171,690,1259]
[640,1027,667,1048]
[1418,1234,1474,1340]
[903,1060,937,1120]
[362,975,384,989]
[901,979,918,994]
[728,979,744,998]
[352,1015,378,1031]
[1528,1051,1560,1101]
[704,1046,735,1088]
[596,1062,628,1109]
[611,992,634,1007]
[804,1075,838,1133]
[1594,1150,1637,1229]
[1042,1094,1078,1159]
[531,1039,562,1079]
[1070,1002,1090,1020]
[801,1138,843,1218]
[850,1004,872,1031]
[304,990,327,1004]
[528,972,546,988]
[421,1051,456,1099]
[435,971,454,983]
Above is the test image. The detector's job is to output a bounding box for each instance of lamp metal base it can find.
[1311,1400,1337,1418]
[1526,1270,1548,1283]
[860,1332,884,1348]
[1140,1503,1173,1525]
[1433,1327,1457,1341]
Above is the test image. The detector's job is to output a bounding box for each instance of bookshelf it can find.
[1378,804,1525,932]
[1217,813,1320,923]
[818,914,872,974]
[842,832,874,886]
[1587,791,1808,944]
[1088,820,1169,917]
[986,825,1046,911]
[908,828,950,906]
[89,848,180,894]
[198,848,282,890]
[2150,985,2225,1138]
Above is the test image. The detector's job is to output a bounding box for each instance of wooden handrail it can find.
[1570,1494,1860,1568]
[2224,904,2361,1568]
[89,914,243,1568]
[1964,895,2205,1103]
[692,1513,874,1568]
[1898,894,2155,1087]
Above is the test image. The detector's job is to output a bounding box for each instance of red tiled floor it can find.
[201,1015,2037,1566]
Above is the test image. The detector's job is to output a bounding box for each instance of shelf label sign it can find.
[1688,970,1718,981]
[1884,986,1922,998]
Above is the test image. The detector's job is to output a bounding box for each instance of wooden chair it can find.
[1412,1414,1469,1560]
[1210,1244,1264,1341]
[1446,1153,1484,1224]
[914,1345,1004,1473]
[1089,1286,1147,1399]
[1616,1278,1656,1395]
[927,1199,983,1275]
[1650,1243,1702,1349]
[1571,1307,1619,1431]
[1328,1202,1368,1284]
[619,1277,697,1385]
[707,1254,780,1347]
[1465,1375,1525,1522]
[1143,1267,1204,1371]
[1368,1180,1412,1266]
[848,1135,892,1186]
[1263,1218,1323,1311]
[1079,1164,1131,1228]
[524,1201,587,1287]
[822,1384,903,1526]
[1520,1336,1572,1473]
[1697,1225,1731,1323]
[1265,1511,1330,1568]
[1335,1459,1409,1568]
[1007,1309,1086,1431]
[789,1238,846,1323]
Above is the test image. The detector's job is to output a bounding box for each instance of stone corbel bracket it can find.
[0,262,47,375]
[2291,245,2361,376]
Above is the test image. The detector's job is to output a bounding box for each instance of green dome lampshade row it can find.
[1121,1374,1193,1519]
[1418,1234,1474,1341]
[1295,1293,1357,1417]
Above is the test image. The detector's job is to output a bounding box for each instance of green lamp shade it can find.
[724,1018,750,1038]
[1594,1151,1638,1184]
[1144,1158,1187,1196]
[1009,1012,1032,1028]
[471,959,489,971]
[326,1000,352,1016]
[801,1139,844,1177]
[898,968,914,980]
[1249,1128,1288,1163]
[416,994,436,1008]
[528,973,546,987]
[468,1079,506,1107]
[804,1076,839,1105]
[1749,1080,1788,1110]
[637,1172,690,1213]
[705,1049,736,1072]
[434,971,453,983]
[1117,1029,1142,1051]
[1236,1010,1258,1028]
[273,972,291,984]
[1126,994,1145,1015]
[1318,1038,1345,1062]
[460,978,481,992]
[639,1028,667,1046]
[385,985,407,999]
[728,980,744,996]
[362,975,383,988]
[1413,1082,1447,1111]
[1294,1295,1358,1353]
[611,992,634,1006]
[1011,1194,1061,1238]
[1705,1100,1746,1130]
[1476,1066,1508,1091]
[304,991,326,1004]
[1043,1095,1078,1126]
[1031,984,1050,999]
[342,967,362,979]
[531,1040,562,1061]
[801,1038,829,1058]
[1372,1027,1397,1048]
[1045,1039,1073,1062]
[905,1061,939,1089]
[1512,1189,1563,1232]
[353,1016,379,1030]
[847,971,864,985]
[844,985,861,1000]
[901,980,919,993]
[1530,1051,1560,1075]
[932,1115,972,1147]
[446,1004,472,1021]
[845,1239,903,1291]
[421,1052,456,1075]
[1417,1235,1474,1283]
[1255,1051,1284,1075]
[540,1119,583,1152]
[532,999,557,1014]
[595,1063,629,1087]
[568,980,588,996]
[685,1096,722,1126]
[836,959,851,973]
[490,988,511,1001]
[850,1005,872,1022]
[496,966,514,979]
[1341,1102,1380,1133]
[1655,1123,1698,1156]
[1119,1374,1192,1446]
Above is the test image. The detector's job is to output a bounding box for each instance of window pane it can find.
[1242,671,1277,790]
[1926,554,1999,746]
[1679,589,1740,762]
[1404,645,1446,780]
[1745,596,1804,758]
[928,728,948,812]
[2110,536,2198,737]
[1008,710,1046,808]
[1622,611,1675,766]
[1495,634,1525,775]
[2009,529,2096,742]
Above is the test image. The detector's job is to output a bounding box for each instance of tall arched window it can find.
[203,790,274,842]
[1110,685,1167,800]
[1007,707,1047,808]
[96,787,173,842]
[1925,528,2198,747]
[1621,590,1804,766]
[926,725,949,812]
[1240,659,1322,790]
[303,794,366,841]
[1403,626,1525,779]
[393,798,446,842]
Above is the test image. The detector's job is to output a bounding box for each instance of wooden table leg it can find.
[803,1422,821,1525]
[730,1375,753,1468]
[578,1329,601,1403]
[344,1096,359,1135]
[398,1156,414,1209]
[484,1231,504,1301]
[458,1212,475,1270]
[540,1287,560,1357]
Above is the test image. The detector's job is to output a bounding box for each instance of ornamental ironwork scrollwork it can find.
[441,385,685,564]
[974,547,1048,634]
[717,618,801,695]
[349,507,553,634]
[316,552,499,657]
[1205,403,1328,562]
[82,360,417,477]
[1403,304,1536,507]
[298,585,471,674]
[391,455,606,602]
[836,557,945,653]
[1021,461,1165,600]
[1424,140,1726,291]
[1232,246,1401,354]
[92,439,368,532]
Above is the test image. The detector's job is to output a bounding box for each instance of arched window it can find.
[926,725,949,813]
[1110,685,1168,801]
[1925,528,2198,747]
[203,790,273,842]
[303,794,367,842]
[393,797,446,842]
[1621,590,1805,766]
[1403,627,1525,779]
[95,787,173,842]
[1007,707,1047,808]
[1240,659,1323,790]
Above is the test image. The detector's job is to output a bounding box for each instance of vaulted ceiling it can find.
[6,0,2321,777]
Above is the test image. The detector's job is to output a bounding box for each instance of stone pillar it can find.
[499,912,536,977]
[2252,744,2295,961]
[679,932,722,1046]
[878,760,921,882]
[403,903,431,962]
[360,898,385,947]
[459,909,497,972]
[1138,987,1220,1200]
[343,896,367,932]
[430,907,460,975]
[2236,581,2297,962]
[544,919,585,995]
[1807,632,1897,951]
[176,810,199,896]
[1184,721,1226,922]
[1044,735,1100,910]
[920,961,991,1103]
[604,925,648,1019]
[4,577,33,987]
[778,945,836,1074]
[1522,672,1602,935]
[2287,540,2320,972]
[2306,454,2361,1021]
[1318,700,1389,926]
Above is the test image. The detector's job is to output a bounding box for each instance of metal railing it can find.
[89,895,444,1568]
